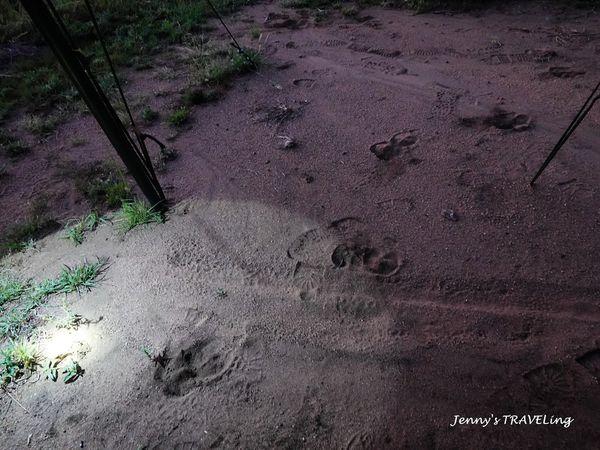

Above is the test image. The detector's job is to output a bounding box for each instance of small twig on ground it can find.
[4,390,29,414]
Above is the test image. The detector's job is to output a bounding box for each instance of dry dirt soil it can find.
[1,0,600,448]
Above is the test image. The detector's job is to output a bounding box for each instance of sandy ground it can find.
[1,0,600,448]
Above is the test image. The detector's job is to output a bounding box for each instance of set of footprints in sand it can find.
[287,218,405,304]
[153,336,248,397]
[293,35,565,70]
[490,348,600,411]
[287,220,600,408]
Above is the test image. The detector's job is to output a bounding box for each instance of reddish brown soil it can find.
[1,1,600,448]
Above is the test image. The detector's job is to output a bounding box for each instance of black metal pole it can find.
[19,0,166,208]
[530,81,600,186]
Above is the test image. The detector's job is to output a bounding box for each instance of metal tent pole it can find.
[18,0,166,208]
[530,81,600,186]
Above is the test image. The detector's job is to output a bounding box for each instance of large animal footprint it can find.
[287,217,363,268]
[369,131,419,162]
[523,363,574,409]
[154,338,239,396]
[292,262,323,301]
[460,107,531,132]
[331,243,402,279]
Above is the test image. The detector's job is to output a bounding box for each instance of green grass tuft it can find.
[5,219,47,250]
[117,201,163,232]
[141,106,159,124]
[0,339,40,385]
[167,106,191,127]
[55,258,108,294]
[63,212,103,246]
[21,110,67,136]
[182,88,220,106]
[63,222,85,246]
[70,137,87,147]
[0,277,28,308]
[74,161,132,209]
[189,41,261,87]
[250,26,261,40]
[0,306,31,340]
[341,5,360,18]
[231,49,262,74]
[105,181,132,208]
[2,196,59,254]
[84,211,102,230]
[30,278,63,301]
[0,130,29,158]
[0,258,107,339]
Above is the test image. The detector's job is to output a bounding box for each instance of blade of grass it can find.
[117,201,163,232]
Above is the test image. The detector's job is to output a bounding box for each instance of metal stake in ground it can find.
[205,0,260,70]
[530,81,600,186]
[18,0,166,208]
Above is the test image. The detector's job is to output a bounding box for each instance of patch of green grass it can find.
[153,145,178,172]
[167,106,191,127]
[63,212,103,246]
[0,306,30,340]
[141,106,159,124]
[42,359,60,382]
[74,161,132,209]
[117,201,163,232]
[0,57,74,125]
[250,26,261,39]
[5,239,37,254]
[55,258,108,294]
[341,4,360,18]
[0,131,29,158]
[0,277,28,308]
[0,339,40,385]
[2,199,59,254]
[30,278,63,302]
[21,110,68,136]
[141,346,154,359]
[0,0,29,43]
[63,222,85,246]
[70,137,87,147]
[22,66,68,100]
[280,0,335,8]
[313,8,331,23]
[4,219,46,249]
[0,258,106,340]
[0,0,258,123]
[84,211,102,230]
[43,356,84,384]
[182,88,221,106]
[231,49,262,74]
[105,181,132,208]
[190,43,261,87]
[44,355,85,384]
